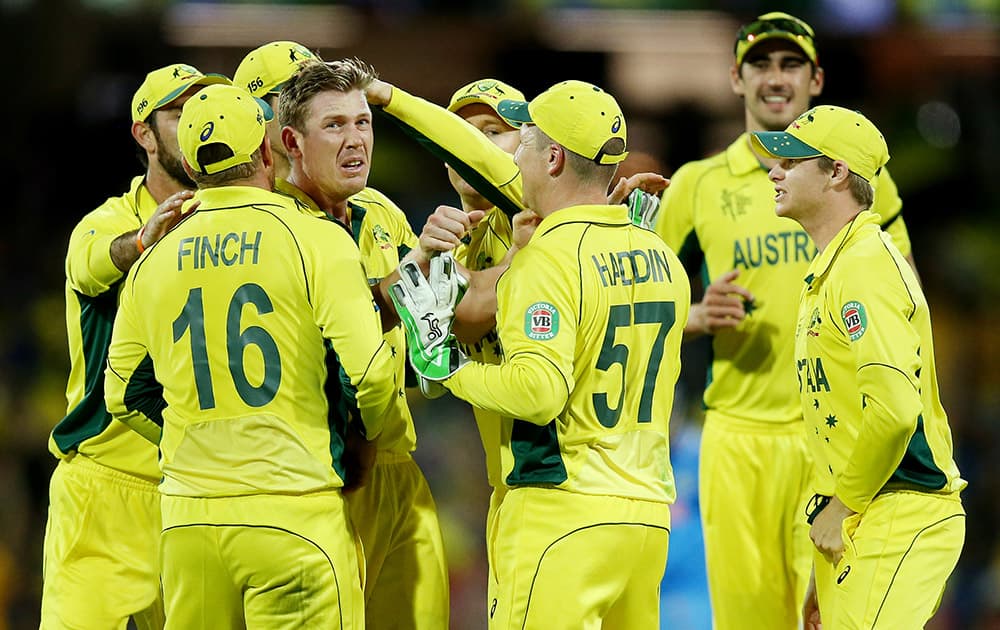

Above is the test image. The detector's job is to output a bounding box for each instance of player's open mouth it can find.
[341,159,366,174]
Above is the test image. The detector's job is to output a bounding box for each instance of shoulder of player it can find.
[829,230,912,300]
[349,187,403,214]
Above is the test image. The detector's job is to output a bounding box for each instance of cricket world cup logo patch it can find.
[841,301,867,341]
[525,302,559,341]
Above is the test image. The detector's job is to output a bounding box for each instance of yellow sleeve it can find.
[655,162,699,257]
[871,167,911,257]
[105,279,164,445]
[382,86,525,217]
[447,246,575,423]
[833,250,923,513]
[66,200,136,297]
[307,223,397,437]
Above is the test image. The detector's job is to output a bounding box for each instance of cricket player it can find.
[276,59,449,629]
[234,40,319,180]
[653,12,917,628]
[364,76,667,614]
[752,104,965,628]
[42,63,228,629]
[104,83,397,629]
[393,80,691,629]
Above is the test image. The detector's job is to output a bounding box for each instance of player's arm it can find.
[447,246,575,423]
[366,80,525,217]
[833,259,925,515]
[452,208,541,344]
[104,282,165,444]
[370,203,486,330]
[311,224,397,439]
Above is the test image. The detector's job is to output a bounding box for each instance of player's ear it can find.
[132,120,156,154]
[281,126,302,159]
[809,65,825,97]
[181,156,197,180]
[730,63,746,97]
[547,143,566,177]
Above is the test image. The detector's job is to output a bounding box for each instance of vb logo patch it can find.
[525,302,559,341]
[841,301,867,341]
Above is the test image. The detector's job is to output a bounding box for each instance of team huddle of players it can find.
[42,10,965,630]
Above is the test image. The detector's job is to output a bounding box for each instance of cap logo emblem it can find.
[200,121,215,142]
[611,115,622,134]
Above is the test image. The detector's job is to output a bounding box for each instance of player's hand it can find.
[390,253,470,381]
[803,569,822,630]
[607,171,669,205]
[512,209,541,252]
[416,205,487,265]
[364,78,393,107]
[625,189,661,229]
[687,270,756,335]
[140,191,197,251]
[809,495,855,566]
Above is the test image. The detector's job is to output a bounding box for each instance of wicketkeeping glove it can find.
[626,189,661,230]
[390,253,469,381]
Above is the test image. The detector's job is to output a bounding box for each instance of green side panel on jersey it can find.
[506,419,568,486]
[888,415,948,490]
[378,109,522,219]
[51,288,119,453]
[323,340,350,482]
[123,354,167,426]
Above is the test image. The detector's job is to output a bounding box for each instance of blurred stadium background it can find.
[1,0,997,628]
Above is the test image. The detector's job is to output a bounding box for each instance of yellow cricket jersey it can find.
[794,211,964,513]
[105,186,397,497]
[448,205,691,502]
[276,179,417,455]
[53,175,160,482]
[380,86,529,487]
[656,134,912,425]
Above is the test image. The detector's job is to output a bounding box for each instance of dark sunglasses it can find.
[737,16,815,42]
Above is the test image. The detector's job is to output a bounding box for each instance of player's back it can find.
[506,204,690,503]
[124,186,389,497]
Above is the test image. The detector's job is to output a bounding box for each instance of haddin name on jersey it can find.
[176,231,262,271]
[592,248,674,288]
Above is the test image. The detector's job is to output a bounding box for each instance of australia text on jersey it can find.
[733,230,817,269]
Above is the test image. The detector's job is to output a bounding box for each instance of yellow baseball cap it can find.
[751,105,889,182]
[131,64,231,123]
[234,41,318,98]
[178,84,275,175]
[497,80,628,165]
[734,11,818,66]
[447,79,526,127]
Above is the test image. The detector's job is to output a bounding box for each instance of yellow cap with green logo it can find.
[751,105,889,182]
[497,80,628,165]
[178,84,275,175]
[448,79,526,128]
[734,11,818,66]
[234,41,318,98]
[131,63,231,123]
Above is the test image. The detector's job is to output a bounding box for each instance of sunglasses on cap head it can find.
[737,15,815,42]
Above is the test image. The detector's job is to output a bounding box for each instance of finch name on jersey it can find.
[592,248,674,288]
[732,230,816,270]
[177,231,262,270]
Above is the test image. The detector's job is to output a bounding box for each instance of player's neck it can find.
[145,165,192,204]
[289,172,350,224]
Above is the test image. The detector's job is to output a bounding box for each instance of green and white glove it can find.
[626,189,661,230]
[390,253,469,381]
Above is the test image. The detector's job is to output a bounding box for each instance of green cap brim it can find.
[255,97,275,122]
[153,73,232,111]
[497,99,531,125]
[751,131,823,159]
